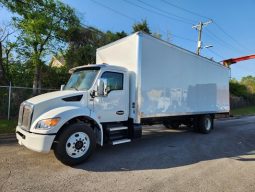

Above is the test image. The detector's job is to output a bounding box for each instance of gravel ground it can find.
[0,116,255,192]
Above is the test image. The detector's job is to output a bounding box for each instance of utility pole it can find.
[192,20,213,55]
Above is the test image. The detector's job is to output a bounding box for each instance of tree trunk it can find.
[5,46,11,82]
[38,66,42,94]
[33,65,39,95]
[0,41,8,85]
[32,64,42,95]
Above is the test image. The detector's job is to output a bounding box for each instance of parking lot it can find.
[0,116,255,192]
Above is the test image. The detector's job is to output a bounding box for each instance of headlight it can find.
[36,118,60,129]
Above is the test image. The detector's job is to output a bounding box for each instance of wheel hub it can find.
[205,118,211,130]
[65,132,90,158]
[75,141,84,150]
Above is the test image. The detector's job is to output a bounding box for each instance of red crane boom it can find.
[223,54,255,67]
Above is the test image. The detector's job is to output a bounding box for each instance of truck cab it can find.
[16,64,139,165]
[67,64,129,122]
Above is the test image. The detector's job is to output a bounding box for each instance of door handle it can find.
[116,110,124,115]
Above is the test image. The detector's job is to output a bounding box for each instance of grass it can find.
[0,119,17,134]
[231,106,255,116]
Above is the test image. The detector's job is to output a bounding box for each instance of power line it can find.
[89,0,197,44]
[137,0,196,24]
[123,0,193,25]
[123,0,198,43]
[214,23,252,52]
[81,22,196,48]
[161,0,211,20]
[171,33,196,43]
[90,0,136,22]
[134,0,246,55]
[81,19,196,45]
[80,23,104,36]
[85,0,198,49]
[205,28,245,54]
[206,49,225,60]
[161,0,250,54]
[205,29,229,46]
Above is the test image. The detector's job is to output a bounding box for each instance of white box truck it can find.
[16,32,230,165]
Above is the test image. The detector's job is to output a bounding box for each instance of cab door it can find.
[92,71,129,122]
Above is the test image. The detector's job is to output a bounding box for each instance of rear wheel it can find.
[198,115,214,134]
[54,123,96,166]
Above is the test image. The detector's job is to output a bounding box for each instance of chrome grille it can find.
[18,102,33,131]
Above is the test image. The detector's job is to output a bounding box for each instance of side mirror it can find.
[97,78,108,96]
[60,84,65,91]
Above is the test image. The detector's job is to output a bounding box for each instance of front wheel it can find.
[54,123,96,166]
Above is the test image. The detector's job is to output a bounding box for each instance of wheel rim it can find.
[65,132,90,158]
[204,117,212,131]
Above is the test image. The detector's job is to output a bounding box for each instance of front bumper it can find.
[16,126,55,153]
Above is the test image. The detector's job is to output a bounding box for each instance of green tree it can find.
[64,26,102,68]
[0,23,13,85]
[103,30,127,43]
[64,27,127,68]
[230,79,249,97]
[1,0,79,94]
[241,75,255,94]
[132,19,151,34]
[0,23,19,85]
[42,65,68,89]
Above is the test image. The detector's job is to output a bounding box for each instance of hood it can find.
[27,90,84,105]
[26,90,88,123]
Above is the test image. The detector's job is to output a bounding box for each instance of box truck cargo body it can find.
[97,32,230,123]
[16,32,230,165]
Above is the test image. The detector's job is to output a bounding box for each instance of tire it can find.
[198,115,214,134]
[54,123,96,166]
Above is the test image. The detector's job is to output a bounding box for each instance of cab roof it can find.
[69,63,128,74]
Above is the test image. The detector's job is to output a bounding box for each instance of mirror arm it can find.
[90,90,96,98]
[60,84,65,91]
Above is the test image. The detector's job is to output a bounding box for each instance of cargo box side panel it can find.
[140,34,229,118]
[96,34,139,121]
[96,34,138,71]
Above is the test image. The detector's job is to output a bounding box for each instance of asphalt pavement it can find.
[0,116,255,192]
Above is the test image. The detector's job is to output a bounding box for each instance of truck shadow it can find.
[75,120,255,172]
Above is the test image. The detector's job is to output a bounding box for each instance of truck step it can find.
[112,138,131,145]
[109,134,127,141]
[108,126,128,132]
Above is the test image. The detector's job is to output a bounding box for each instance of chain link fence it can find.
[230,94,255,109]
[0,85,58,120]
[1,85,253,120]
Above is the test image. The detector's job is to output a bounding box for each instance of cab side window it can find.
[101,72,123,92]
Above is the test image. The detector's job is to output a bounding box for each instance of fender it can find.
[30,106,104,146]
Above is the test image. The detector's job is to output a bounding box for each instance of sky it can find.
[1,0,255,80]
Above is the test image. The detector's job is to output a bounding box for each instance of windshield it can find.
[64,68,99,91]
